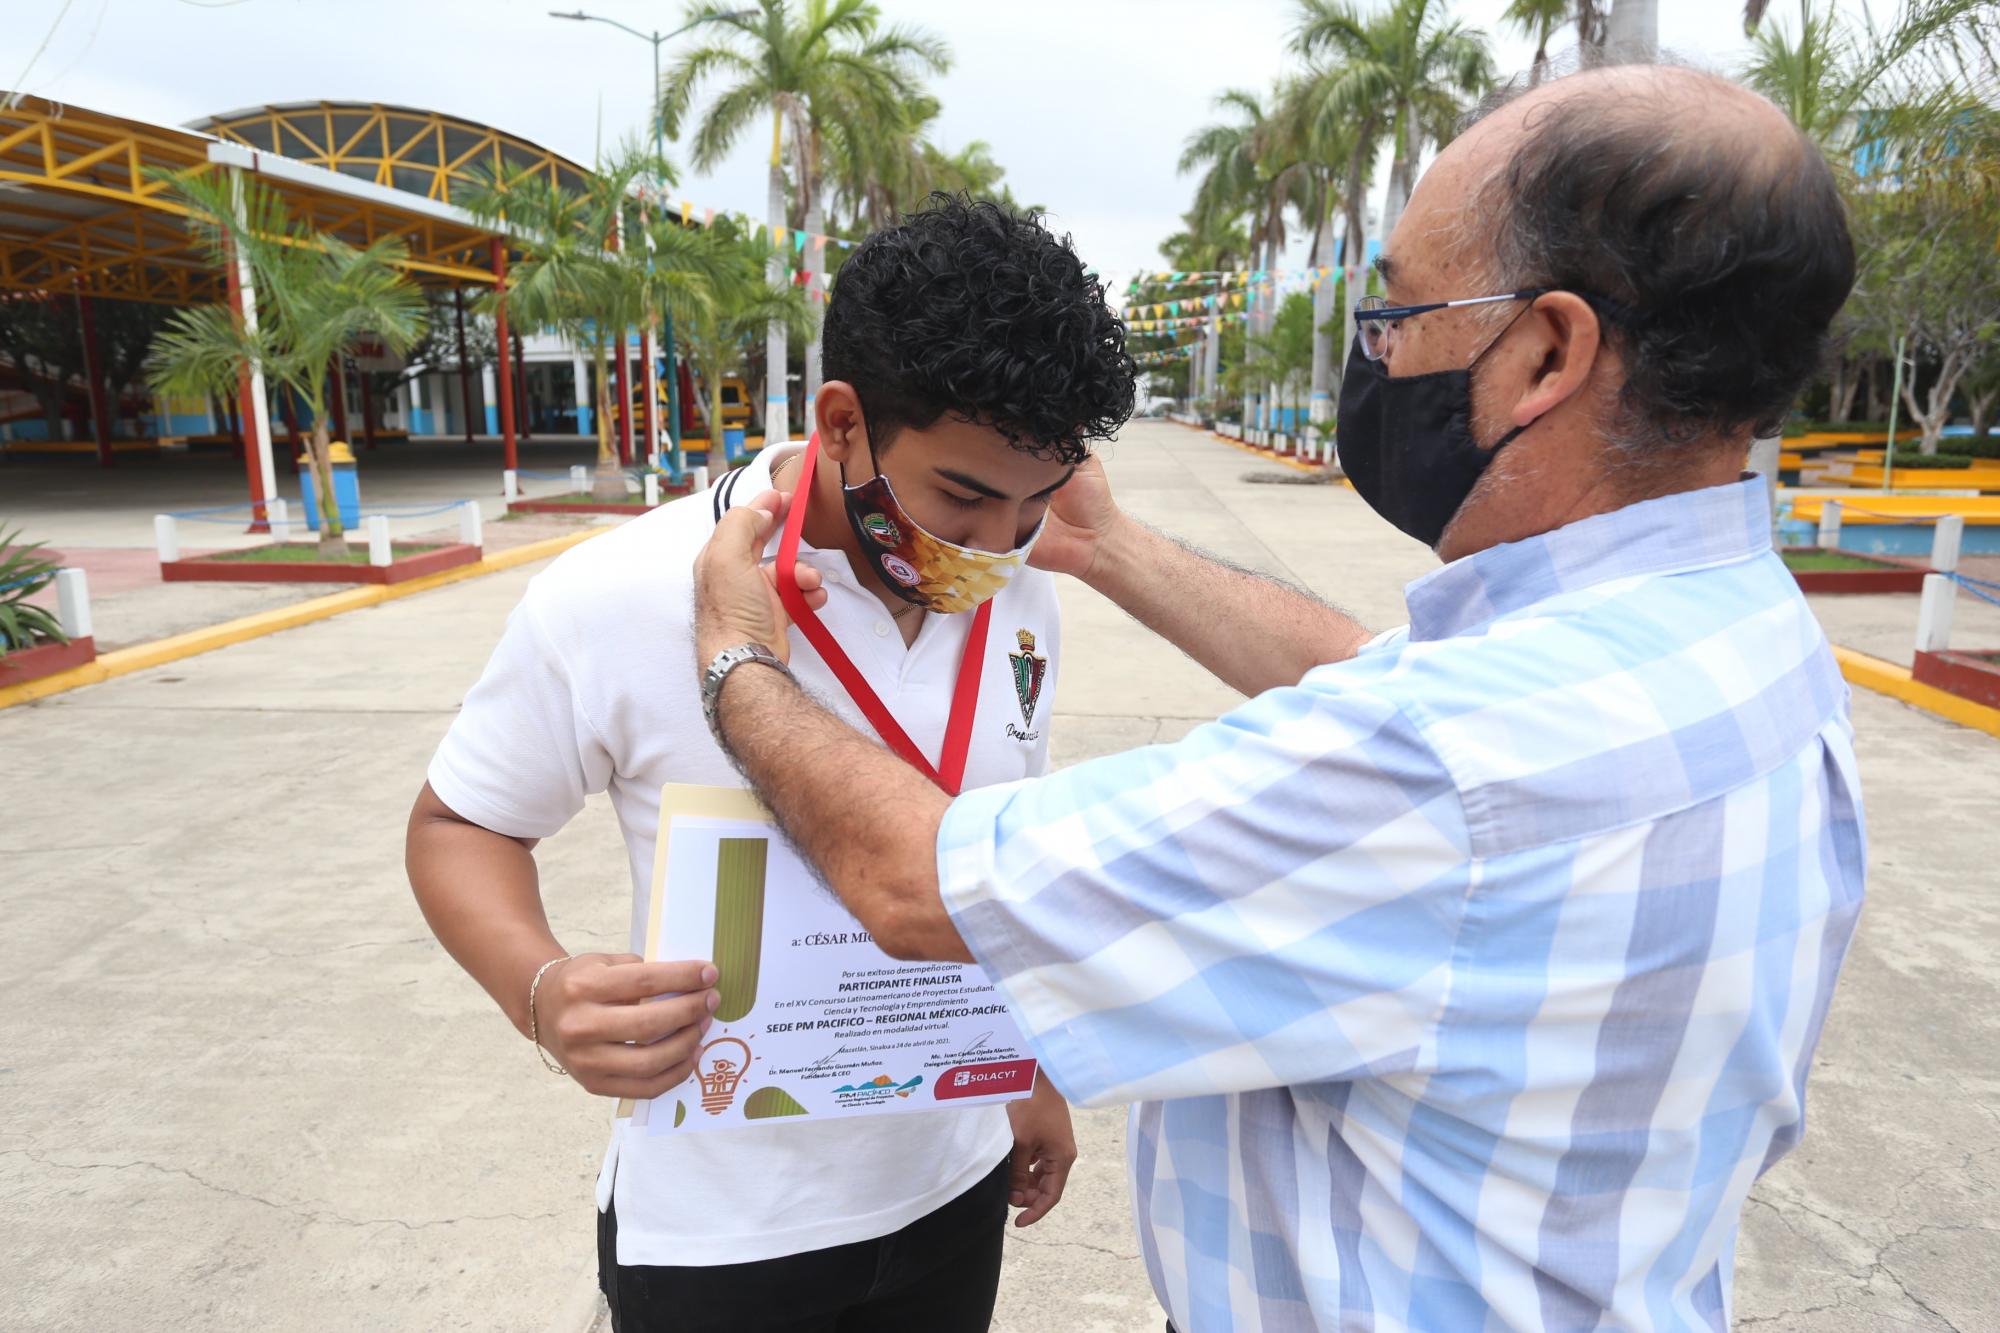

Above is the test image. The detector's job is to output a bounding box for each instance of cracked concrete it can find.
[5,421,1996,1331]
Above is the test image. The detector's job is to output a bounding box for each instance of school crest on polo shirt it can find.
[1009,628,1046,728]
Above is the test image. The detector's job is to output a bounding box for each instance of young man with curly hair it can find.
[405,195,1136,1332]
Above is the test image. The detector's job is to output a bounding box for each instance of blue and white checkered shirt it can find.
[938,478,1866,1332]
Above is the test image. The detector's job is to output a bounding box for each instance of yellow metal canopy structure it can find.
[0,95,590,304]
[190,101,592,206]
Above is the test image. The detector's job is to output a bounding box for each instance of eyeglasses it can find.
[1353,289,1548,361]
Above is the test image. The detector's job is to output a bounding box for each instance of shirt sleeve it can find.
[427,586,613,840]
[937,674,1473,1107]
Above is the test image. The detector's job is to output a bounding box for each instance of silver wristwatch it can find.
[700,643,794,740]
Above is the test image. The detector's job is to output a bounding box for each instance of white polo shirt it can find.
[427,442,1061,1266]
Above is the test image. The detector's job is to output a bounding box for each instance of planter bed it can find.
[1780,547,1929,593]
[508,486,689,517]
[161,541,480,585]
[0,635,97,686]
[1913,649,2000,710]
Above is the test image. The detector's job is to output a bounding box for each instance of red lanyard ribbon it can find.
[773,434,991,796]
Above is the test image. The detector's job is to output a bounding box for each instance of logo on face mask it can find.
[1009,628,1046,726]
[860,512,901,546]
[881,555,921,588]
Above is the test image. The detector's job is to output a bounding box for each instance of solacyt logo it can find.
[933,1059,1037,1100]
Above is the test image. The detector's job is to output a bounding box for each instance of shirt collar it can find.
[1403,475,1773,642]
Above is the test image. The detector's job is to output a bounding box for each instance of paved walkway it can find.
[4,421,1995,1331]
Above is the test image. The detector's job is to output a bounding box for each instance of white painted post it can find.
[1916,573,1955,653]
[644,473,660,507]
[54,568,91,640]
[1931,514,1964,574]
[693,464,710,491]
[503,469,520,501]
[458,501,483,549]
[154,515,179,563]
[367,514,392,567]
[569,464,587,492]
[1817,501,1843,551]
[268,497,291,543]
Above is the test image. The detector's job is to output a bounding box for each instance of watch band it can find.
[701,642,794,739]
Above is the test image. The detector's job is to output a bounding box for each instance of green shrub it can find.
[1886,453,1973,469]
[1811,420,1892,432]
[0,526,67,652]
[1937,435,2000,459]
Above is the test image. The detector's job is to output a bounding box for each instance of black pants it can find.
[598,1156,1010,1332]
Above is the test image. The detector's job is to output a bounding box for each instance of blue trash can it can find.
[299,442,362,532]
[723,426,746,463]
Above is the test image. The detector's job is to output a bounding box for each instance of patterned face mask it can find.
[839,450,1045,615]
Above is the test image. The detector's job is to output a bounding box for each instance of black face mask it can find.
[1334,327,1534,550]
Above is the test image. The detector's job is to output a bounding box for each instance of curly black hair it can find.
[821,193,1135,465]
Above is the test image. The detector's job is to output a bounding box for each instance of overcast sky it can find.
[9,0,1869,301]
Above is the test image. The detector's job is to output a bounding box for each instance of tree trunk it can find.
[1381,114,1419,241]
[1604,0,1661,62]
[765,108,790,445]
[1243,237,1263,438]
[305,417,344,557]
[709,352,727,451]
[1341,146,1369,411]
[1903,348,1970,457]
[1970,388,1998,440]
[1309,203,1335,428]
[591,337,626,500]
[804,184,824,431]
[1203,292,1220,404]
[1830,355,1861,423]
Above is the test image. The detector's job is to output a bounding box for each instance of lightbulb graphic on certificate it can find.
[627,785,1039,1134]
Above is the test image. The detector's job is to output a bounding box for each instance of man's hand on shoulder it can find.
[692,488,825,668]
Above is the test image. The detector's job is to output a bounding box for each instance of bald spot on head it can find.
[1413,65,1809,291]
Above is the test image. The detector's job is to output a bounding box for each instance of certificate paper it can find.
[633,785,1038,1135]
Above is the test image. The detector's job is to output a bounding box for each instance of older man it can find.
[688,64,1862,1332]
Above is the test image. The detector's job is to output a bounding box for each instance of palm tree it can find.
[1296,0,1495,243]
[1181,87,1313,437]
[460,158,636,498]
[149,171,426,557]
[661,0,948,443]
[1271,67,1381,423]
[677,217,815,451]
[1503,0,1572,84]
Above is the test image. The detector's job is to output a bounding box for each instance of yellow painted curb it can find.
[0,525,611,711]
[1833,645,2000,739]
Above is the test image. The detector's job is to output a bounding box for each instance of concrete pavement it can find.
[4,420,1996,1330]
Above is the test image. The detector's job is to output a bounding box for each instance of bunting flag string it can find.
[631,181,866,256]
[1126,264,1367,301]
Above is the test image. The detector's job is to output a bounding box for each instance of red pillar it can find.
[639,326,656,465]
[222,241,269,529]
[613,332,633,466]
[75,294,114,469]
[359,370,377,450]
[454,288,475,443]
[491,239,518,472]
